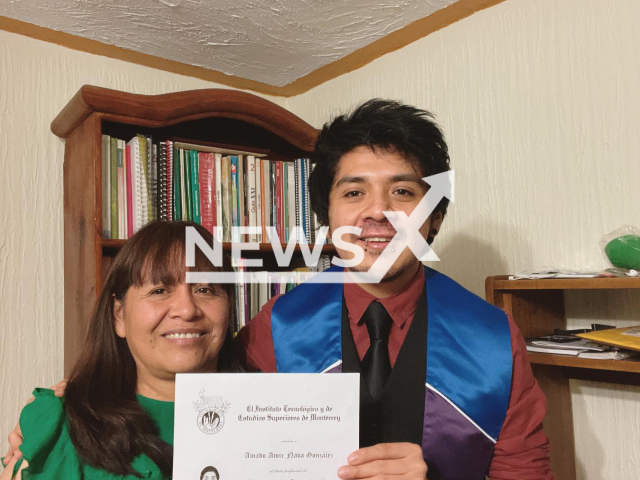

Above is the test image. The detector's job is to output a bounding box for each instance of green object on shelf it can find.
[605,235,640,269]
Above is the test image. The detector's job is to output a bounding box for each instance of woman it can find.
[1,221,238,479]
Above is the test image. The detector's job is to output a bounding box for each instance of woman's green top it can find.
[15,388,174,479]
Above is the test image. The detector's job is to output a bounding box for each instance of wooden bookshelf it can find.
[485,275,640,480]
[55,85,321,376]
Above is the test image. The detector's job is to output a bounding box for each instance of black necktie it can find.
[361,300,393,401]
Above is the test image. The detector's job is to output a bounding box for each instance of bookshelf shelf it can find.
[489,275,640,291]
[56,85,321,376]
[485,275,640,480]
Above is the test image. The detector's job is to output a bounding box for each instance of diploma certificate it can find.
[174,373,359,480]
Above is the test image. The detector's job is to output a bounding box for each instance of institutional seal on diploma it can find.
[193,389,231,434]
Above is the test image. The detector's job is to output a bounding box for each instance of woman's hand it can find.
[0,455,27,480]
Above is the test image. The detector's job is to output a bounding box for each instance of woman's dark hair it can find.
[64,221,238,477]
[309,99,451,226]
[201,465,220,479]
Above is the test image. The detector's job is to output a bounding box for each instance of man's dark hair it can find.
[201,466,220,479]
[309,99,451,227]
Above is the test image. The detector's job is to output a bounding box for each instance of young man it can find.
[237,100,555,480]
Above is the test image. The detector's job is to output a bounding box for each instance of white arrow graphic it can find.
[348,170,454,284]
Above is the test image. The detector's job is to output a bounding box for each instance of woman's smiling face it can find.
[114,279,229,381]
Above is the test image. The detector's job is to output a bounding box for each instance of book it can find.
[238,155,246,242]
[247,155,257,242]
[263,161,271,242]
[183,149,192,221]
[294,160,300,244]
[214,154,223,242]
[110,138,118,238]
[180,149,187,221]
[578,326,640,352]
[255,158,263,243]
[173,144,181,220]
[221,156,231,242]
[190,150,201,225]
[287,162,296,244]
[199,152,215,233]
[304,158,311,243]
[101,135,111,238]
[158,143,167,221]
[150,142,158,222]
[275,161,283,241]
[116,140,125,239]
[167,141,173,221]
[137,135,150,226]
[125,143,133,238]
[283,162,289,241]
[231,156,239,242]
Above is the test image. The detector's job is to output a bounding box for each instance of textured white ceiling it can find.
[1,0,458,87]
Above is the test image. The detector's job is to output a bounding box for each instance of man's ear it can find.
[113,298,126,338]
[430,210,444,236]
[427,211,444,244]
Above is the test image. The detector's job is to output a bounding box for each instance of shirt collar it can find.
[344,265,425,328]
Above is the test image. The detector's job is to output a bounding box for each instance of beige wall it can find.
[285,0,640,478]
[0,28,284,453]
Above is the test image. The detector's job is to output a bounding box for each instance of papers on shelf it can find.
[509,268,600,280]
[528,339,608,351]
[526,338,639,360]
[526,345,582,356]
[578,350,639,360]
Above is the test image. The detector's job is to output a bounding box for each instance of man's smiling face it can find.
[328,146,442,283]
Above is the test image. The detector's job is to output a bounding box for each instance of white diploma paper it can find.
[173,373,359,480]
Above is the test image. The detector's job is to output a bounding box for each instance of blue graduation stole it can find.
[271,266,512,479]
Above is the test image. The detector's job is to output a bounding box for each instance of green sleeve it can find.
[18,388,82,479]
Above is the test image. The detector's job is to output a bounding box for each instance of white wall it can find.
[284,0,640,478]
[0,29,285,453]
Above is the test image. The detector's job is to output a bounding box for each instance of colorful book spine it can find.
[231,156,239,242]
[262,160,271,241]
[125,144,134,238]
[247,155,257,242]
[221,156,231,242]
[238,155,246,242]
[101,135,111,238]
[180,149,187,221]
[214,154,223,242]
[166,141,173,221]
[150,142,157,222]
[255,158,262,243]
[137,135,149,226]
[158,143,167,221]
[294,160,300,244]
[199,152,215,234]
[183,149,192,221]
[116,141,125,239]
[302,158,313,243]
[287,162,296,243]
[173,145,182,221]
[283,162,289,241]
[298,158,307,243]
[275,162,283,241]
[110,138,118,238]
[190,150,201,225]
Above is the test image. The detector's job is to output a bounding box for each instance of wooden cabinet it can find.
[53,85,334,375]
[486,275,640,480]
